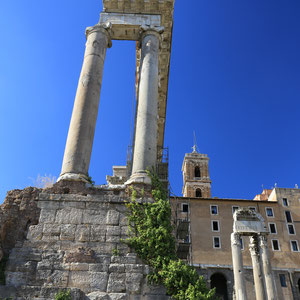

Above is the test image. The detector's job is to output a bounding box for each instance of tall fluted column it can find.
[259,234,277,300]
[58,23,112,182]
[231,233,247,300]
[249,235,266,300]
[127,26,164,185]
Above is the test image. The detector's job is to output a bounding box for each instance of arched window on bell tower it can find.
[195,166,201,178]
[196,189,202,198]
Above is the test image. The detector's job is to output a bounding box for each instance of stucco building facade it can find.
[172,149,300,299]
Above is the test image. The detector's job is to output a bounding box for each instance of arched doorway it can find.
[298,278,300,294]
[210,273,228,300]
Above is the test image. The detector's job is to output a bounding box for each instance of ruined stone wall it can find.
[0,187,41,259]
[0,182,169,300]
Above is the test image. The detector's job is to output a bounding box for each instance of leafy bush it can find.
[55,289,72,300]
[125,171,215,300]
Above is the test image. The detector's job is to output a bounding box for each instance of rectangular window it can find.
[213,237,221,249]
[184,235,190,243]
[232,206,239,214]
[282,198,288,207]
[249,206,256,212]
[182,203,189,213]
[291,241,299,252]
[240,237,244,250]
[266,207,274,218]
[272,239,280,251]
[210,205,218,215]
[269,223,277,234]
[279,274,287,287]
[285,211,293,223]
[212,220,219,232]
[287,224,295,235]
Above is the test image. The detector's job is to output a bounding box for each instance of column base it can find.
[125,171,152,186]
[57,172,89,183]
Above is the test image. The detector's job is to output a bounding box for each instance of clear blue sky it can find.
[0,1,299,202]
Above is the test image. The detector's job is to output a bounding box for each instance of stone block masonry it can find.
[0,182,169,299]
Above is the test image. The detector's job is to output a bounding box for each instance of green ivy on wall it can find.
[125,171,216,300]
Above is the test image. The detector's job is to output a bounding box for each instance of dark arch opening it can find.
[195,166,201,178]
[195,189,202,198]
[298,278,300,294]
[210,273,228,300]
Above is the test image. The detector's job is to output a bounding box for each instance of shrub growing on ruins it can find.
[55,289,72,300]
[86,173,95,186]
[125,171,216,300]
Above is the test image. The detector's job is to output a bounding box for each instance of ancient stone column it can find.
[231,233,247,300]
[249,235,266,300]
[259,234,277,300]
[127,26,164,185]
[58,23,112,182]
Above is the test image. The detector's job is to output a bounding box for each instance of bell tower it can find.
[182,146,211,198]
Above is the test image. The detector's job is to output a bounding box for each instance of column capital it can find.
[249,235,260,256]
[259,234,268,247]
[85,22,112,48]
[231,232,241,246]
[138,25,164,48]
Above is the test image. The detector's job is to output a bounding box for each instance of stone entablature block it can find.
[100,12,161,40]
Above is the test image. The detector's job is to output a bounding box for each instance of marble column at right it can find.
[231,233,248,300]
[127,25,164,185]
[58,23,112,182]
[249,235,266,300]
[259,234,277,300]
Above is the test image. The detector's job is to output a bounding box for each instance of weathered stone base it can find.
[0,182,169,299]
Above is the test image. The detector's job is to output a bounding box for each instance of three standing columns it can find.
[232,233,276,300]
[127,26,164,185]
[58,23,112,182]
[231,233,248,300]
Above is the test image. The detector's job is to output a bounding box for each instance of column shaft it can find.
[231,233,248,300]
[259,235,277,300]
[58,24,111,182]
[128,28,161,184]
[249,235,266,300]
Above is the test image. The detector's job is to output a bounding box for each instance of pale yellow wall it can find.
[172,188,300,270]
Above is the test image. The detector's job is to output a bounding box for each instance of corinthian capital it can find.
[138,25,165,48]
[231,232,241,246]
[85,22,112,48]
[249,235,260,256]
[259,234,268,248]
